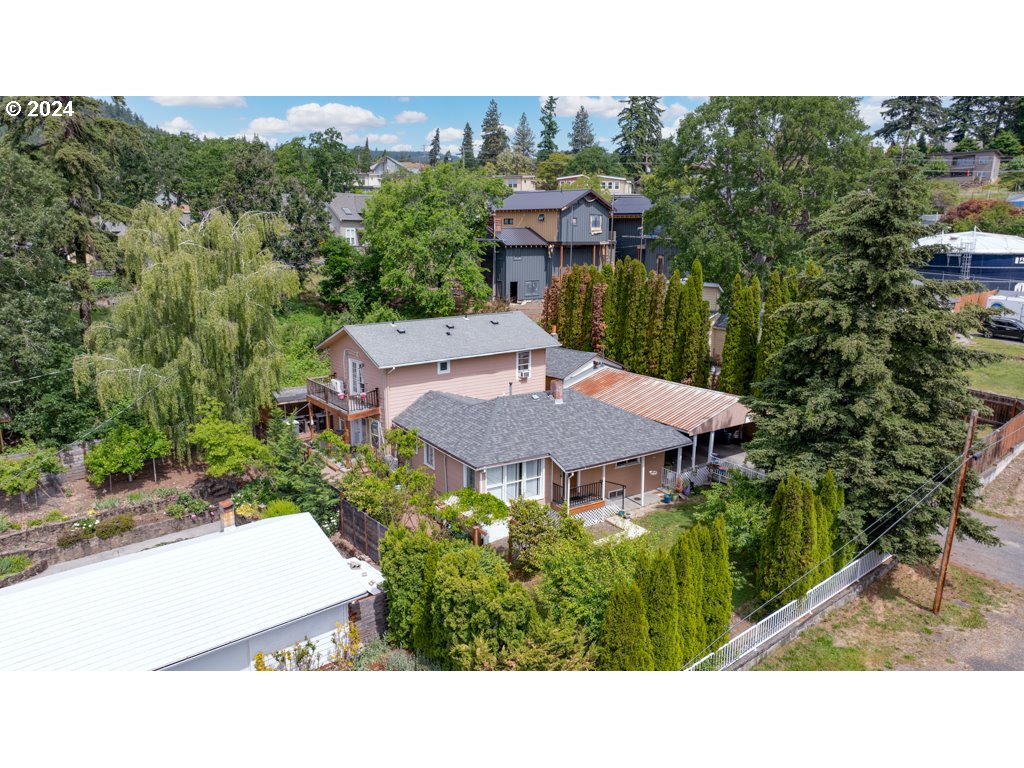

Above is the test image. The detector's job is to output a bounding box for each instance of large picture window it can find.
[485,459,543,503]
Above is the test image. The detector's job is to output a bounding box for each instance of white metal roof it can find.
[916,230,1024,255]
[0,514,379,671]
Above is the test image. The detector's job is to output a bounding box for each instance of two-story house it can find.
[307,311,560,446]
[484,189,614,303]
[926,149,1004,185]
[557,174,635,195]
[326,193,370,249]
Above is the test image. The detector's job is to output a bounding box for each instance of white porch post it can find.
[564,470,569,510]
[676,446,682,475]
[708,430,716,463]
[640,455,646,504]
[691,436,698,468]
[601,464,607,500]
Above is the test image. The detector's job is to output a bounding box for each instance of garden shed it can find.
[0,513,382,671]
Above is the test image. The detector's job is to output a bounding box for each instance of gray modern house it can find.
[484,189,614,302]
[326,193,371,250]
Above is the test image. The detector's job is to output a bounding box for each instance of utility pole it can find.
[933,409,978,615]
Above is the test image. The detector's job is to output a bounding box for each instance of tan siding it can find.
[384,349,548,427]
[501,210,559,241]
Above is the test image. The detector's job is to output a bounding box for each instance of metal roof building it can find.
[569,367,750,437]
[0,514,381,671]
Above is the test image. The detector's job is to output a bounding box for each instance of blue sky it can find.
[126,97,893,153]
[126,96,705,152]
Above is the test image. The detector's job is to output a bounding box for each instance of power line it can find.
[0,368,75,388]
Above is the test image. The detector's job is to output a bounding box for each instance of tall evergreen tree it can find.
[676,269,702,383]
[512,113,536,159]
[644,272,668,375]
[745,163,997,562]
[814,469,842,581]
[538,96,560,162]
[671,531,704,665]
[719,275,760,394]
[480,100,509,165]
[689,259,712,388]
[619,260,651,371]
[460,123,476,168]
[875,96,946,148]
[704,516,733,649]
[637,550,685,670]
[758,474,814,605]
[614,96,665,180]
[570,106,596,153]
[659,272,684,379]
[753,268,787,394]
[429,129,441,166]
[596,581,654,670]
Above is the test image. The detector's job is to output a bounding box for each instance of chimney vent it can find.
[551,379,564,405]
[220,499,236,529]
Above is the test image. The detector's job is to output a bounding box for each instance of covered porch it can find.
[305,376,381,446]
[549,448,685,518]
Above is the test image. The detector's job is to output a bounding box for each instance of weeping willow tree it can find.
[73,205,299,459]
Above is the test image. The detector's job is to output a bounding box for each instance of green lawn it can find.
[633,496,702,550]
[967,358,1024,397]
[967,335,1024,359]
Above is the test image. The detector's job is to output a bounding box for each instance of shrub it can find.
[95,514,135,540]
[57,529,87,549]
[264,499,300,518]
[595,580,654,670]
[43,510,68,523]
[382,649,417,671]
[0,515,19,533]
[0,554,32,577]
[236,502,261,520]
[165,493,209,519]
[27,518,44,527]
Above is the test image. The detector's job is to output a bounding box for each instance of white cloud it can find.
[391,144,413,152]
[395,110,428,124]
[428,127,466,143]
[660,101,690,139]
[351,132,400,145]
[397,97,411,103]
[859,96,891,134]
[552,96,622,119]
[159,116,218,139]
[244,102,386,136]
[150,96,246,108]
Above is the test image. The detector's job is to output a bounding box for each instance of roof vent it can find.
[396,328,406,334]
[445,323,455,329]
[490,319,499,325]
[446,331,451,336]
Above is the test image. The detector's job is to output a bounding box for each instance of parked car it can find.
[982,316,1024,342]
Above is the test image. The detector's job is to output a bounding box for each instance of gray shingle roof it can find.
[318,311,560,368]
[327,193,370,223]
[273,386,308,405]
[612,195,652,216]
[499,190,610,212]
[393,389,690,471]
[545,347,600,380]
[496,227,548,247]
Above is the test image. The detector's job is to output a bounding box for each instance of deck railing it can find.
[306,377,379,415]
[552,480,625,512]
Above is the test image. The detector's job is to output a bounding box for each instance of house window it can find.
[437,360,450,375]
[590,214,603,234]
[464,464,476,489]
[517,350,531,377]
[615,458,640,468]
[503,217,514,225]
[423,443,435,469]
[538,213,545,221]
[344,227,358,246]
[485,459,543,503]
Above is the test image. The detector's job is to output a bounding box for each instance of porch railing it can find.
[552,480,625,512]
[306,377,380,415]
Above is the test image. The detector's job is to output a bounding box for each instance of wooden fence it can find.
[339,499,387,564]
[974,409,1024,477]
[970,389,1024,427]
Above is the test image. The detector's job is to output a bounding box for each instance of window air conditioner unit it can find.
[519,370,531,380]
[330,378,344,394]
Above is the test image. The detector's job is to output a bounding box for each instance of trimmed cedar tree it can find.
[753,268,786,395]
[758,473,817,606]
[596,580,655,671]
[637,550,685,670]
[704,516,733,650]
[689,258,712,388]
[670,528,706,663]
[659,271,683,379]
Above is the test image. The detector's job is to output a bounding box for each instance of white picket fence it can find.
[663,458,766,491]
[684,549,894,671]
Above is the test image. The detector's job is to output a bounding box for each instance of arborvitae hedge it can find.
[596,580,654,670]
[704,516,733,650]
[637,549,684,670]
